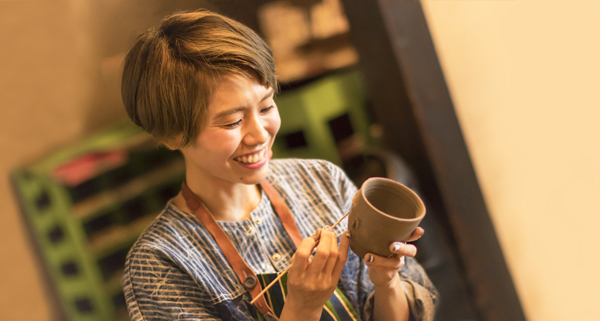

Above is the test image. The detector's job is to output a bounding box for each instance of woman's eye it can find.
[261,105,274,113]
[224,119,242,128]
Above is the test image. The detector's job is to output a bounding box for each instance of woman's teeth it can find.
[237,149,266,164]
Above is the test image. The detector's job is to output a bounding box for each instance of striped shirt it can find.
[122,159,438,320]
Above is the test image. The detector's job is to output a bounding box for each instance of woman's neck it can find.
[175,175,262,222]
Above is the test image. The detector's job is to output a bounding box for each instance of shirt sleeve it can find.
[325,161,439,321]
[362,257,439,321]
[122,245,222,321]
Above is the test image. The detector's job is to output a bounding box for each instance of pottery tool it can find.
[250,211,350,304]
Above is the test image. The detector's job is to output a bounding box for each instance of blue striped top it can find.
[122,159,437,320]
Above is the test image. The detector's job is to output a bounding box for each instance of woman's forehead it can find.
[207,74,272,115]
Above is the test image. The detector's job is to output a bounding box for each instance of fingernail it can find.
[400,256,405,265]
[323,225,331,231]
[345,231,351,238]
[366,255,374,263]
[392,242,403,252]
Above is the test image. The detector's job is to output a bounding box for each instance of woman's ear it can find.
[162,135,183,151]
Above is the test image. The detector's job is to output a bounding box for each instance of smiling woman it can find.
[167,74,281,222]
[120,9,437,321]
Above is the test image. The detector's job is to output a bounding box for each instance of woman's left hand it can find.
[364,227,424,288]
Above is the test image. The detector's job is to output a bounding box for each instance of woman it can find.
[121,9,437,321]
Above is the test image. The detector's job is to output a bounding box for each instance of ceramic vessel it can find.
[348,177,426,258]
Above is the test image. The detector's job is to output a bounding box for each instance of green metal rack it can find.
[12,122,185,321]
[272,67,372,165]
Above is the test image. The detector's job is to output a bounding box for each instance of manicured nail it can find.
[345,231,351,238]
[391,242,403,252]
[367,255,374,263]
[323,225,331,231]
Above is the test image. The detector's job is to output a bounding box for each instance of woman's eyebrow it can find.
[213,88,275,120]
[214,107,245,121]
[261,88,275,102]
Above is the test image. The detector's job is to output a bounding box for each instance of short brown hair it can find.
[122,10,277,147]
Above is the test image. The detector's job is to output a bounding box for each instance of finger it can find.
[289,234,318,276]
[322,229,340,274]
[309,227,334,273]
[310,228,323,242]
[364,253,406,270]
[332,231,350,276]
[406,227,424,242]
[389,241,417,257]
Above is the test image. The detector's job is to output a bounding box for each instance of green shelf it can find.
[11,121,185,321]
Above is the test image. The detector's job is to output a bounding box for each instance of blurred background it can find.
[1,0,599,321]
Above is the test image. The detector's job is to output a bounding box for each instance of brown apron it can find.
[181,179,361,321]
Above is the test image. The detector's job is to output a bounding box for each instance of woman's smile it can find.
[234,148,267,164]
[234,148,270,169]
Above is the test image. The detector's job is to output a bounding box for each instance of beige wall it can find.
[422,1,600,320]
[0,1,94,319]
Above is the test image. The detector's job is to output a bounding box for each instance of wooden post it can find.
[340,0,526,320]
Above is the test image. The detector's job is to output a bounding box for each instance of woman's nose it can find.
[243,117,269,146]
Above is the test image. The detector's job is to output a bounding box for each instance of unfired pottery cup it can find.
[348,177,426,259]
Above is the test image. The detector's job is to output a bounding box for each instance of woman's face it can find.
[179,74,281,188]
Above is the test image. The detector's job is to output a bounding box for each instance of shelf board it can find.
[72,159,184,220]
[88,214,157,258]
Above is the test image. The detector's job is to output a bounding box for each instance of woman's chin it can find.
[236,163,270,185]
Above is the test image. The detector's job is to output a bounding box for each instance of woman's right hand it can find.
[279,228,350,321]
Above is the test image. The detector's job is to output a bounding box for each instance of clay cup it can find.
[348,177,426,259]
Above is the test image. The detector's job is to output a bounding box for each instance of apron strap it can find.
[181,182,276,318]
[259,179,303,249]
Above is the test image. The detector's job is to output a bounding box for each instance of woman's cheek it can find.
[270,112,281,135]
